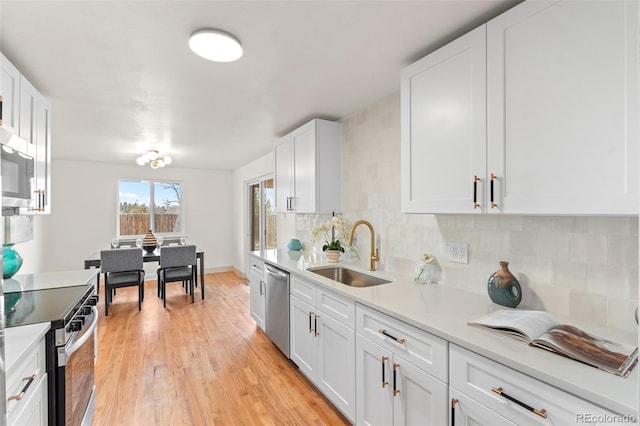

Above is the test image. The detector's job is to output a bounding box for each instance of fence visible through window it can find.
[118,180,183,237]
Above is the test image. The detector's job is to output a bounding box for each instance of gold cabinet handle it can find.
[8,373,36,402]
[490,173,498,208]
[451,398,459,426]
[491,387,547,419]
[378,329,406,344]
[473,175,481,209]
[393,363,400,396]
[381,356,389,388]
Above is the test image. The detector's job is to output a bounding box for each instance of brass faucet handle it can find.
[371,248,380,261]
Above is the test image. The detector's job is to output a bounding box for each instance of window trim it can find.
[117,179,185,238]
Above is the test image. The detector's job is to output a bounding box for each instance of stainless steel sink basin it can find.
[308,266,391,288]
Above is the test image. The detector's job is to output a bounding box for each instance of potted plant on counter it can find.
[312,215,350,263]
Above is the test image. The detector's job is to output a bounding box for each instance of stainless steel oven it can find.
[50,289,98,426]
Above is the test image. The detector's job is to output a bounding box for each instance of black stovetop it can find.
[4,285,92,329]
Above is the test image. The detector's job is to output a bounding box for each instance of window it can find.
[248,177,276,251]
[118,180,183,237]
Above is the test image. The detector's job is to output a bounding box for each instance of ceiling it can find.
[0,0,519,171]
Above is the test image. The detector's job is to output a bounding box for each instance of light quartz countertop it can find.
[251,249,639,418]
[5,322,50,373]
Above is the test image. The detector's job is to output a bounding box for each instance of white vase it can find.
[415,263,435,284]
[326,250,341,263]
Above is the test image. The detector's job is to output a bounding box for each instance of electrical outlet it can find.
[448,242,469,264]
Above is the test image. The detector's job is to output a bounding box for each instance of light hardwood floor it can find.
[93,272,350,426]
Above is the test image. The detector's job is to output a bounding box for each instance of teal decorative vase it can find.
[487,261,522,308]
[3,244,23,279]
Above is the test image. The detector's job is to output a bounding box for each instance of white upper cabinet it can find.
[19,75,37,145]
[401,25,487,213]
[274,118,342,214]
[275,137,294,213]
[1,53,21,133]
[401,0,639,215]
[487,0,639,215]
[33,95,51,214]
[0,52,53,214]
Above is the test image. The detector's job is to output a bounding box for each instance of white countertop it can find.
[252,249,639,417]
[6,269,97,292]
[5,322,50,373]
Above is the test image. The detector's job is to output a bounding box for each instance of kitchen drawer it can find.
[356,303,448,382]
[450,386,516,426]
[450,344,623,425]
[9,373,47,426]
[317,287,355,328]
[290,275,316,305]
[249,257,264,280]
[249,257,264,273]
[6,338,46,423]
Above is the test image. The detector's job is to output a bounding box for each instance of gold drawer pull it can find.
[378,329,406,344]
[8,373,36,402]
[491,387,547,419]
[451,398,459,426]
[392,363,400,396]
[381,356,389,388]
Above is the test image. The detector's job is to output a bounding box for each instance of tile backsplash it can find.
[288,92,639,333]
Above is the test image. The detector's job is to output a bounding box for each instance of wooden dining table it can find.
[84,246,205,299]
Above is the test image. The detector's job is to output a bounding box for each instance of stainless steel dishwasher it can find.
[264,263,290,358]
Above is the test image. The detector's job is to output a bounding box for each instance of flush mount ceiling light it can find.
[136,150,172,169]
[188,29,243,62]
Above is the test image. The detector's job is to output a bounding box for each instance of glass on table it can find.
[135,238,142,248]
[111,238,119,249]
[157,237,164,247]
[180,237,187,245]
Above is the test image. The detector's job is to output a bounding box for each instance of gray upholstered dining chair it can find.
[100,248,145,315]
[157,245,197,307]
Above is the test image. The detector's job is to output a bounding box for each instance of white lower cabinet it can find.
[355,304,448,425]
[10,374,48,426]
[450,387,516,426]
[248,257,265,330]
[6,337,48,426]
[450,345,625,426]
[290,278,356,422]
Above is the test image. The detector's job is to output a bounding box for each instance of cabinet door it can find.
[355,334,393,426]
[34,95,51,214]
[249,265,265,330]
[19,75,37,145]
[401,25,487,214]
[289,295,317,380]
[316,312,355,422]
[10,374,48,426]
[487,0,639,215]
[1,53,20,133]
[450,387,516,426]
[274,137,293,213]
[291,121,317,213]
[393,355,448,426]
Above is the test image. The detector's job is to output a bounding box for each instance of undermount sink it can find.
[308,266,391,288]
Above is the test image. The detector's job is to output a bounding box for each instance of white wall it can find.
[16,159,234,275]
[231,151,273,276]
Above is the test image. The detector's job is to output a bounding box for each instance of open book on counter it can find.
[468,309,638,377]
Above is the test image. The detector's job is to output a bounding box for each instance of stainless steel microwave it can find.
[0,127,35,209]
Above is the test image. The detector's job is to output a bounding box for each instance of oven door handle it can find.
[65,307,98,360]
